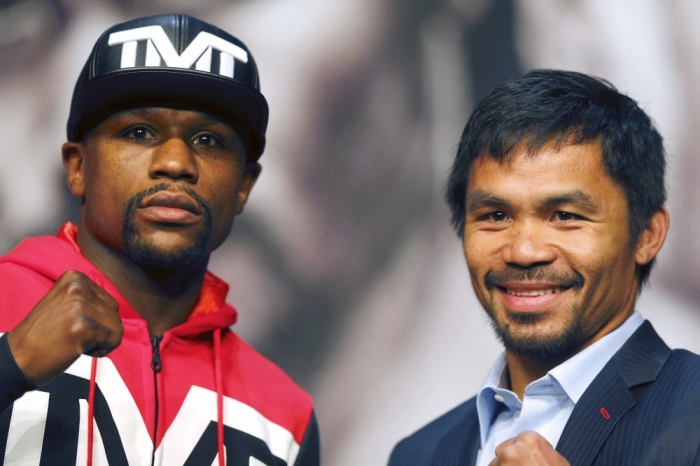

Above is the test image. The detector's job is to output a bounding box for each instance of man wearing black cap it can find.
[0,14,319,466]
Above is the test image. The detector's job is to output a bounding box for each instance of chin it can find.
[121,186,214,271]
[122,225,212,272]
[123,237,209,270]
[491,312,586,361]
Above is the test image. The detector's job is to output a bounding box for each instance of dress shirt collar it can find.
[476,311,644,447]
[549,311,643,402]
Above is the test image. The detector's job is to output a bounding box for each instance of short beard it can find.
[484,265,586,362]
[490,305,586,362]
[122,183,213,271]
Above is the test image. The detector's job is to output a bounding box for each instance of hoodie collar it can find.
[4,222,237,337]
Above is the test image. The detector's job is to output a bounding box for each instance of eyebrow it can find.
[466,191,510,211]
[466,189,599,212]
[540,191,598,211]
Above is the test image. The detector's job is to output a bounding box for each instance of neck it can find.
[504,307,636,399]
[76,221,208,336]
[504,352,569,399]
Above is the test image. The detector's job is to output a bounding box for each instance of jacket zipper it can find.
[151,335,163,466]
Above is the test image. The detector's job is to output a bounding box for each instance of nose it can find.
[502,221,557,268]
[148,137,199,183]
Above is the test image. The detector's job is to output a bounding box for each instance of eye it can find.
[120,126,155,141]
[552,211,580,222]
[481,211,511,222]
[193,133,223,148]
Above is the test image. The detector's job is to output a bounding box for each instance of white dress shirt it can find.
[474,312,644,466]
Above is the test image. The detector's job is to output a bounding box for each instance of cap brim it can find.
[70,68,268,143]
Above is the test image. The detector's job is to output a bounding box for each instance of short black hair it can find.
[445,69,666,289]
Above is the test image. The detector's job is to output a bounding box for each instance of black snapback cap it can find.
[67,14,268,159]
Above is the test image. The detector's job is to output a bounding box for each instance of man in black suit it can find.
[389,69,700,465]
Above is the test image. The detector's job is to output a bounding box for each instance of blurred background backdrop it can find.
[2,0,700,463]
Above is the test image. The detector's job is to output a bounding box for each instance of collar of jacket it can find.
[0,222,238,338]
[555,321,671,466]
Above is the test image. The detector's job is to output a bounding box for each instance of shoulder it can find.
[592,348,700,464]
[667,347,700,365]
[0,232,88,330]
[615,323,700,400]
[222,331,314,445]
[614,347,700,433]
[389,397,478,466]
[656,348,700,389]
[0,257,55,331]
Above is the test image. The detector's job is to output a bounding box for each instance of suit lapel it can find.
[555,360,635,466]
[556,321,671,466]
[432,401,480,466]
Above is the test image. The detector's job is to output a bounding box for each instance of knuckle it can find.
[499,446,518,461]
[107,296,119,310]
[68,316,85,335]
[64,279,88,297]
[64,299,88,316]
[70,314,98,335]
[61,270,86,283]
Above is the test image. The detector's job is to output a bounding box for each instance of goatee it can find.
[484,265,585,361]
[122,183,213,271]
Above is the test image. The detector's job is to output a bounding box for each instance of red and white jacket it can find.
[0,223,318,466]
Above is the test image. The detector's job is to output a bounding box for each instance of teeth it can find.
[505,288,563,296]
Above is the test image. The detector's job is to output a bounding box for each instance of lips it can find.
[140,191,203,215]
[495,282,574,313]
[136,190,204,224]
[485,267,585,294]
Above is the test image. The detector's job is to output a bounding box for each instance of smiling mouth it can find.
[499,286,570,296]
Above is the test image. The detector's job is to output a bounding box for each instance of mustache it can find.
[127,182,212,218]
[485,266,584,291]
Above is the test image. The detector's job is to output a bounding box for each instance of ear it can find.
[62,142,86,198]
[635,206,670,266]
[234,162,262,215]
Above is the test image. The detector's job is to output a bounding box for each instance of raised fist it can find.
[7,270,122,386]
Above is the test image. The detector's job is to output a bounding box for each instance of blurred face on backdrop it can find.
[62,107,260,270]
[462,138,666,361]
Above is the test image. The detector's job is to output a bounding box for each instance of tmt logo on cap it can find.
[108,26,249,78]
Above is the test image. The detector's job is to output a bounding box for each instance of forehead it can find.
[466,140,625,206]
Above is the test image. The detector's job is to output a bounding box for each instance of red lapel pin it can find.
[599,407,611,420]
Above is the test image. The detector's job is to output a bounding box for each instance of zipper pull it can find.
[151,335,163,373]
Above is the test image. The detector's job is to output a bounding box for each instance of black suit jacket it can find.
[389,321,700,465]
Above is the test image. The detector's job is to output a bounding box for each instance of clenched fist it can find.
[7,271,122,386]
[490,431,570,466]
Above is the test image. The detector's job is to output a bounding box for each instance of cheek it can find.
[84,150,127,194]
[567,237,636,311]
[211,200,238,232]
[574,231,632,274]
[84,170,128,215]
[81,154,142,234]
[209,174,240,209]
[203,174,243,226]
[463,233,499,273]
[463,236,497,306]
